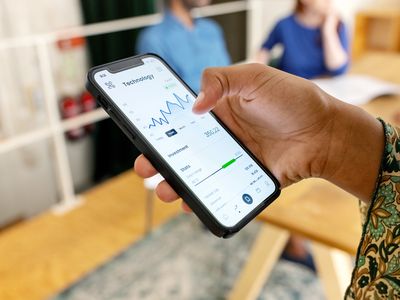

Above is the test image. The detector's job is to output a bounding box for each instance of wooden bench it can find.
[228,179,359,300]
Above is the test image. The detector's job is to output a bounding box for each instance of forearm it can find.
[321,28,348,71]
[321,98,384,203]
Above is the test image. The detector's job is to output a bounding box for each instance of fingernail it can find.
[193,92,205,107]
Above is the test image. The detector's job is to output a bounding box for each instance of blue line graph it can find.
[148,93,191,129]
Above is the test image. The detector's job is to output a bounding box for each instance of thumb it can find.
[192,63,272,114]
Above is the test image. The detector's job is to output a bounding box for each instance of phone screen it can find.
[93,56,278,228]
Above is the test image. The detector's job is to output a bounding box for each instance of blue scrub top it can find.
[136,11,231,93]
[262,15,350,79]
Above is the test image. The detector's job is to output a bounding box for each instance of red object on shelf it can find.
[57,36,86,50]
[80,91,96,133]
[60,96,85,140]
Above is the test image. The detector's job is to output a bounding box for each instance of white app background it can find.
[94,57,276,227]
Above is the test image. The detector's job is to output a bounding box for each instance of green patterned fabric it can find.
[346,121,400,299]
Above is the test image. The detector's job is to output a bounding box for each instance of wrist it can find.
[322,15,338,34]
[320,99,384,202]
[322,23,336,35]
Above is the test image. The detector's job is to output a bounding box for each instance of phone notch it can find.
[107,57,144,73]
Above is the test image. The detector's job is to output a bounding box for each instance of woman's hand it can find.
[135,64,384,206]
[320,6,349,71]
[322,6,339,34]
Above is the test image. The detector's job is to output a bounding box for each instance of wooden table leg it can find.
[145,188,154,234]
[311,242,354,300]
[228,224,290,300]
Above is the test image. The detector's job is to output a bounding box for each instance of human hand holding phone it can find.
[135,63,384,206]
[87,55,281,237]
[135,63,336,193]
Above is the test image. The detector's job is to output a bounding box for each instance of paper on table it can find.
[312,74,400,106]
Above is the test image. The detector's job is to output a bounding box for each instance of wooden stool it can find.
[143,174,163,233]
[228,179,361,300]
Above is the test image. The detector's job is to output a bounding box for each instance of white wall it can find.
[0,0,91,225]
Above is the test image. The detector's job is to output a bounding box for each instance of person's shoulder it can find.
[197,18,223,34]
[136,23,166,52]
[137,21,168,48]
[139,22,164,38]
[275,15,296,27]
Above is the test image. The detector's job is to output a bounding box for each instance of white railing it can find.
[0,0,259,213]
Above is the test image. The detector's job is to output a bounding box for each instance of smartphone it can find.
[86,54,280,238]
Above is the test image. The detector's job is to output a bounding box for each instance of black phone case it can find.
[86,53,281,238]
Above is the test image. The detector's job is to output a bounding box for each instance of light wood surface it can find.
[0,171,181,300]
[258,179,361,254]
[311,243,354,300]
[351,52,400,85]
[353,10,400,58]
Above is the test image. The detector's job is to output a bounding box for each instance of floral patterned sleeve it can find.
[346,120,400,299]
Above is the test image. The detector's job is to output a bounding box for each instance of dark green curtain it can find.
[80,0,156,182]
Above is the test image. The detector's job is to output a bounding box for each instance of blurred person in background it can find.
[136,0,231,230]
[255,0,350,271]
[136,0,231,93]
[255,0,350,79]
